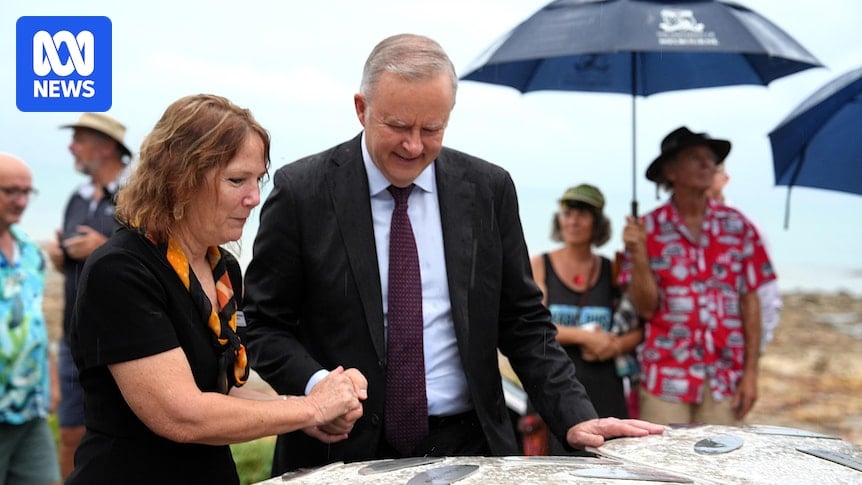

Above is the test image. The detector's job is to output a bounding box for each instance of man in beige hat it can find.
[618,126,776,427]
[46,112,131,478]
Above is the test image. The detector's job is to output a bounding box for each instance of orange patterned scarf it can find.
[165,237,248,392]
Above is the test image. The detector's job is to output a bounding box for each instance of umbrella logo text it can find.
[658,9,717,46]
[659,9,705,33]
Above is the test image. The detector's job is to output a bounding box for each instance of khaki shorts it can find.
[639,386,740,426]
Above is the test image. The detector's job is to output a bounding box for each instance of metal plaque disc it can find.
[693,434,744,455]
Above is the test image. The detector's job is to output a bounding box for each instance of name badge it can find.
[235,310,247,327]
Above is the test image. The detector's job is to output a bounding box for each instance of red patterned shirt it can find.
[618,199,776,404]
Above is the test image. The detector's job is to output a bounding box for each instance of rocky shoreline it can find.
[747,292,862,444]
[41,268,862,444]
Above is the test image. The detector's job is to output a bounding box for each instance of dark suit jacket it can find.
[243,134,597,473]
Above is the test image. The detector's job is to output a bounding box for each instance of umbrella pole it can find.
[631,55,638,218]
[631,93,638,218]
[783,147,807,230]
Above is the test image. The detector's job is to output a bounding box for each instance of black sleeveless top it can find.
[543,254,627,419]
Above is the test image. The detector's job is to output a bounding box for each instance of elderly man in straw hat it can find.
[618,126,776,427]
[46,112,132,478]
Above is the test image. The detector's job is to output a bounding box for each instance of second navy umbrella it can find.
[770,64,862,227]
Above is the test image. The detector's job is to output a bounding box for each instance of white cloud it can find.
[139,52,353,104]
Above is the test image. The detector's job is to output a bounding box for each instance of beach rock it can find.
[40,262,862,444]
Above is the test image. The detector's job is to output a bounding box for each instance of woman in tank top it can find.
[526,184,644,454]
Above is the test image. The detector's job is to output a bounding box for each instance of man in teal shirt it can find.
[0,152,61,484]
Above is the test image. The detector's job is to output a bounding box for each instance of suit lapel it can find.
[328,136,386,362]
[435,150,475,350]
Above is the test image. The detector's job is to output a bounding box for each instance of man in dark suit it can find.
[243,33,663,475]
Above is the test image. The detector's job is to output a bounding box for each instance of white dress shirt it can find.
[362,135,471,416]
[304,134,472,417]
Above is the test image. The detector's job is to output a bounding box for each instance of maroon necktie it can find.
[384,184,428,455]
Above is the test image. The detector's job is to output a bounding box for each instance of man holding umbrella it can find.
[619,127,776,425]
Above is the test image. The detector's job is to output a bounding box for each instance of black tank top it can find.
[544,254,615,330]
[542,253,627,419]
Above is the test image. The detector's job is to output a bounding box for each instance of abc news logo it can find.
[16,16,112,112]
[33,30,96,97]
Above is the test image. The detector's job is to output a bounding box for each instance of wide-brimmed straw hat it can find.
[61,112,132,159]
[646,126,731,184]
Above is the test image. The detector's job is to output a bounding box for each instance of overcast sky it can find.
[3,0,861,294]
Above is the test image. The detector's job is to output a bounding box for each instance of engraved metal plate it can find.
[502,455,622,466]
[747,425,840,439]
[571,466,694,483]
[797,448,862,473]
[358,457,444,475]
[407,464,479,484]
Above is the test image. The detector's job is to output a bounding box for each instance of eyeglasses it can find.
[0,186,38,199]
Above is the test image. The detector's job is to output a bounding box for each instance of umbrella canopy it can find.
[461,0,822,215]
[769,64,862,227]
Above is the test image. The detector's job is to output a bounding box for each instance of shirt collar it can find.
[361,131,435,197]
[106,166,131,195]
[75,165,131,198]
[666,196,719,244]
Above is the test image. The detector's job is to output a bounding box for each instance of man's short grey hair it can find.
[359,33,458,105]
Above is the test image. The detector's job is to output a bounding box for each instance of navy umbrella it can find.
[770,65,862,228]
[461,0,822,216]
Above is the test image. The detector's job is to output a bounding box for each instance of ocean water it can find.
[15,158,862,298]
[776,265,862,296]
